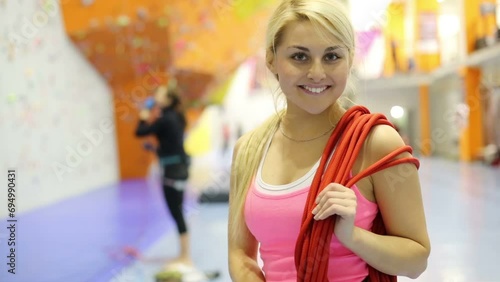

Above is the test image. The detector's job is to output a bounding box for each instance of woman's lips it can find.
[300,85,331,95]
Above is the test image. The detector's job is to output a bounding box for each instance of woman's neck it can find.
[280,102,344,141]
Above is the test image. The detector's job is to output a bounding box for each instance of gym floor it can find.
[0,157,498,282]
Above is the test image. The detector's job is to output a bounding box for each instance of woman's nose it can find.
[307,60,326,82]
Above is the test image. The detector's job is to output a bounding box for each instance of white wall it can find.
[0,0,119,217]
[357,86,421,151]
[428,76,463,159]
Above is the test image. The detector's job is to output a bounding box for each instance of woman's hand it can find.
[139,109,150,121]
[312,183,357,246]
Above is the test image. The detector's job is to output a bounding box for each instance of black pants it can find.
[162,184,187,234]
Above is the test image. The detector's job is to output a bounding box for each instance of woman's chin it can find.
[300,105,332,115]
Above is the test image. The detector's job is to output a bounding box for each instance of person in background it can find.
[135,84,193,267]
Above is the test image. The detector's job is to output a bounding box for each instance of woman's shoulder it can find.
[364,124,409,162]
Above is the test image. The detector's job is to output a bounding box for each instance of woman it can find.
[228,1,430,281]
[135,85,192,267]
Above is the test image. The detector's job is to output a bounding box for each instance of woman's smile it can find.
[299,85,332,96]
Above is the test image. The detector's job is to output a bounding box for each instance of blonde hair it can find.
[229,0,356,239]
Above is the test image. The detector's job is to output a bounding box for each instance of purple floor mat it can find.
[0,179,175,282]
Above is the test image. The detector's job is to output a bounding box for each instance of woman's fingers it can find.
[316,191,346,205]
[316,183,350,203]
[313,197,355,219]
[313,184,357,220]
[316,189,356,207]
[314,202,353,220]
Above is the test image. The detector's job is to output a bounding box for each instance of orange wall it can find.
[61,0,169,33]
[383,3,408,76]
[167,0,278,75]
[414,0,440,72]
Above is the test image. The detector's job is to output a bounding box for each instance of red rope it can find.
[294,106,420,281]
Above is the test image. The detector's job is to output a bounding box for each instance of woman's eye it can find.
[325,53,340,61]
[291,53,308,61]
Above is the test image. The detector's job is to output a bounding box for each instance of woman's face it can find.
[268,21,351,115]
[154,86,172,107]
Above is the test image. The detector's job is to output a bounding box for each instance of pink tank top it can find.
[244,140,378,281]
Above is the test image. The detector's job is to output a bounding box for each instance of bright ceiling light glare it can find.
[390,106,405,119]
[437,0,445,3]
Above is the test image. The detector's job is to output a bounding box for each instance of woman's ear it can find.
[266,51,277,75]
